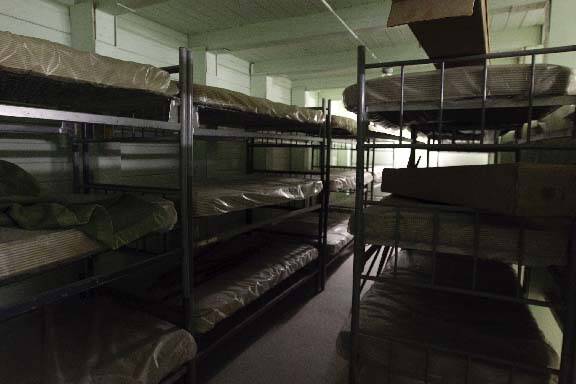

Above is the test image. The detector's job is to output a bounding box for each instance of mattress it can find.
[338,251,558,384]
[331,115,357,136]
[329,193,357,209]
[343,64,576,128]
[192,236,318,333]
[192,176,323,217]
[0,31,176,96]
[354,196,571,266]
[380,163,576,217]
[194,84,324,128]
[268,212,354,255]
[0,197,177,281]
[0,298,196,384]
[330,170,374,192]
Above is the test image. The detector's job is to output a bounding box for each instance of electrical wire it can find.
[319,0,381,61]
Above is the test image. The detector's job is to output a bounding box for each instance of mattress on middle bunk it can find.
[0,298,196,384]
[192,176,323,217]
[355,196,571,266]
[330,170,374,192]
[0,196,177,282]
[337,252,558,384]
[343,64,576,127]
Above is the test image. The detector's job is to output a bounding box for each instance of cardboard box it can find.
[388,0,490,67]
[381,164,576,217]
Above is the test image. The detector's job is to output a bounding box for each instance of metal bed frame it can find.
[63,76,332,378]
[350,45,576,384]
[102,58,335,377]
[0,47,196,383]
[0,44,335,383]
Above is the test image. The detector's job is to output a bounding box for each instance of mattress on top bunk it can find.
[354,196,571,266]
[0,31,176,96]
[338,251,558,384]
[194,84,324,127]
[0,197,177,281]
[268,212,353,255]
[0,298,196,384]
[330,170,374,192]
[192,176,323,216]
[189,236,318,333]
[343,64,576,111]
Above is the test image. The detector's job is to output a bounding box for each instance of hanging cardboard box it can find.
[388,0,490,67]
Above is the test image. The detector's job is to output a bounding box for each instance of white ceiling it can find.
[125,0,549,90]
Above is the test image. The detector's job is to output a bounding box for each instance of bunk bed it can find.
[346,45,576,384]
[0,33,196,383]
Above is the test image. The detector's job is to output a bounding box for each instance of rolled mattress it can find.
[0,197,177,281]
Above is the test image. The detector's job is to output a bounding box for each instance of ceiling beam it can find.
[252,44,426,77]
[96,0,171,15]
[188,2,392,51]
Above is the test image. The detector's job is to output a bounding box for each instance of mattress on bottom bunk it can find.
[338,252,558,384]
[330,170,374,192]
[193,176,323,216]
[0,298,196,384]
[0,197,177,281]
[192,237,318,333]
[268,212,353,255]
[355,196,571,266]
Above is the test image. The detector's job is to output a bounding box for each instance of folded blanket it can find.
[0,160,175,249]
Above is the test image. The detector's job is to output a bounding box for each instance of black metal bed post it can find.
[317,98,327,292]
[81,124,92,193]
[350,45,367,384]
[179,47,196,384]
[246,137,255,225]
[320,99,333,290]
[559,222,576,384]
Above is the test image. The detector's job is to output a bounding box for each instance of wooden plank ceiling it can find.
[126,0,548,90]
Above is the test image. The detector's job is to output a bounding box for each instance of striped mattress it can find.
[0,197,177,281]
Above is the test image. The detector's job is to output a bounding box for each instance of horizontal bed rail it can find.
[365,44,576,69]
